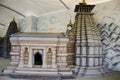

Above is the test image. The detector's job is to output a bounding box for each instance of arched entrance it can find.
[34,52,43,65]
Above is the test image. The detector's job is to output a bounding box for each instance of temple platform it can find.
[10,73,62,80]
[3,70,74,80]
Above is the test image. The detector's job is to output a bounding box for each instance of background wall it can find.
[0,0,120,70]
[17,10,75,33]
[93,0,120,71]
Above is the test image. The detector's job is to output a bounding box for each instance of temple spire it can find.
[75,1,95,12]
[69,19,72,25]
[82,0,87,5]
[12,18,15,22]
[67,19,72,27]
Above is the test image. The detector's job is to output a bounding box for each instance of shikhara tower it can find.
[67,0,110,77]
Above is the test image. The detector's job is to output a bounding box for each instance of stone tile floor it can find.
[0,57,120,80]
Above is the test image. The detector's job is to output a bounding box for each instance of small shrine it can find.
[3,32,73,79]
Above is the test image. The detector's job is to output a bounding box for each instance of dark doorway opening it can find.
[34,52,42,65]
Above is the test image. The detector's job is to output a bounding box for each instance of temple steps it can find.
[10,73,62,80]
[2,67,74,79]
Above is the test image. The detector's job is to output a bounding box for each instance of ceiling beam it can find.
[59,0,70,10]
[0,23,6,26]
[0,4,25,17]
[40,9,67,16]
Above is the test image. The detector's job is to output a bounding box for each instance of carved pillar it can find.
[52,48,57,68]
[18,48,24,67]
[28,48,33,67]
[42,49,47,67]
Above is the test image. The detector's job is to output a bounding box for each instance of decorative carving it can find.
[46,48,52,65]
[23,47,29,65]
[66,19,75,65]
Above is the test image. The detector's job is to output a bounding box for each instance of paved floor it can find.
[0,57,120,80]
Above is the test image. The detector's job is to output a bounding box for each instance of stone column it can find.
[28,48,33,67]
[52,48,57,68]
[42,49,47,68]
[18,50,24,67]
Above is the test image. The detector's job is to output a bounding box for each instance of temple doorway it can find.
[34,52,43,65]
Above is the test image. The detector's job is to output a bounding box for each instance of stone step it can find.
[10,73,62,80]
[16,67,58,72]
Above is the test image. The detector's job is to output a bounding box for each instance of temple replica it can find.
[2,0,110,79]
[3,32,73,80]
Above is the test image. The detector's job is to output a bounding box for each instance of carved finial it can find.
[82,0,87,5]
[24,47,28,53]
[13,18,15,21]
[69,19,72,25]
